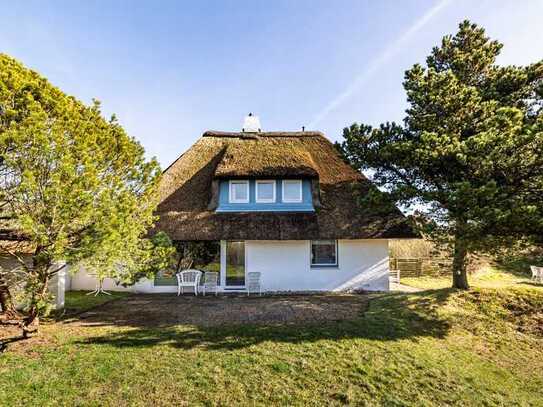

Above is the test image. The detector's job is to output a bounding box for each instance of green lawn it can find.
[62,290,130,315]
[402,266,543,291]
[1,284,542,405]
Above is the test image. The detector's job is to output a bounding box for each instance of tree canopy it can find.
[0,54,169,332]
[339,21,543,288]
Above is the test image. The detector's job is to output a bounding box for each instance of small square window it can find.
[282,180,302,203]
[311,240,338,266]
[256,180,276,203]
[229,180,249,203]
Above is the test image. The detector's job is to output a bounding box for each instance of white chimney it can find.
[242,113,261,132]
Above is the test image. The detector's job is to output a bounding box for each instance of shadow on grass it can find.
[494,247,543,278]
[75,290,453,351]
[517,281,543,289]
[0,334,26,353]
[55,291,131,320]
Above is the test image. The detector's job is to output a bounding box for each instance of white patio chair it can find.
[530,266,543,283]
[176,269,202,296]
[530,266,538,281]
[202,272,219,296]
[86,276,112,297]
[247,272,262,296]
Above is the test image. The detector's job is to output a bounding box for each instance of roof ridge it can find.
[203,130,324,138]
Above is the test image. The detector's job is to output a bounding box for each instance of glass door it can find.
[226,241,245,287]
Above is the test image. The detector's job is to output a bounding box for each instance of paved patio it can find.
[75,293,370,328]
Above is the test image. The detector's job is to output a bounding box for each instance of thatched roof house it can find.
[154,129,415,241]
[71,118,417,294]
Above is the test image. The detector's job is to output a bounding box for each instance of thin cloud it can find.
[308,0,452,129]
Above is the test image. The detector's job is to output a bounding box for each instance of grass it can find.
[401,265,543,291]
[1,284,542,405]
[62,290,130,315]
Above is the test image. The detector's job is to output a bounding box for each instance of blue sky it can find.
[1,0,542,168]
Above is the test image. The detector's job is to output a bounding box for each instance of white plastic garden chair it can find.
[176,269,202,296]
[202,272,219,296]
[86,277,112,296]
[530,266,543,283]
[247,272,262,296]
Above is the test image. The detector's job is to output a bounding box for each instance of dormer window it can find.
[229,180,249,203]
[256,180,276,203]
[282,180,303,203]
[218,179,313,212]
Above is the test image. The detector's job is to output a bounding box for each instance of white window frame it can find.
[255,180,276,203]
[310,240,338,267]
[229,180,249,203]
[282,179,303,203]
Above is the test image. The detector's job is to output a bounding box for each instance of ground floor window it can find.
[310,240,338,267]
[154,240,220,286]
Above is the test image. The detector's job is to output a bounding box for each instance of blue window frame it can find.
[229,180,249,203]
[256,180,276,203]
[217,179,314,212]
[282,180,303,203]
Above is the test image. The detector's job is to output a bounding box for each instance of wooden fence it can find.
[390,258,452,278]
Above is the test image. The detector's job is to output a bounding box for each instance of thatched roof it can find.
[154,131,416,240]
[210,131,319,178]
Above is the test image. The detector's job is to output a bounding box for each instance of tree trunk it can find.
[22,256,52,336]
[23,274,49,336]
[0,280,15,314]
[452,238,469,289]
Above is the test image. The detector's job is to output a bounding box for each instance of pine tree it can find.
[340,21,543,289]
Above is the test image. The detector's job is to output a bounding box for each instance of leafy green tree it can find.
[0,54,166,334]
[339,21,543,289]
[82,231,176,291]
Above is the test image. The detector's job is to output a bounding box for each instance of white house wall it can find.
[247,240,389,292]
[68,239,389,293]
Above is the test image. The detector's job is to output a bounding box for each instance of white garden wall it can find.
[68,239,390,293]
[68,265,133,292]
[48,263,67,309]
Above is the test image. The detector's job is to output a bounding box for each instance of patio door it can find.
[225,241,245,287]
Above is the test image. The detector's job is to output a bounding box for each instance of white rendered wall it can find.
[246,240,389,292]
[69,265,134,292]
[67,239,390,293]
